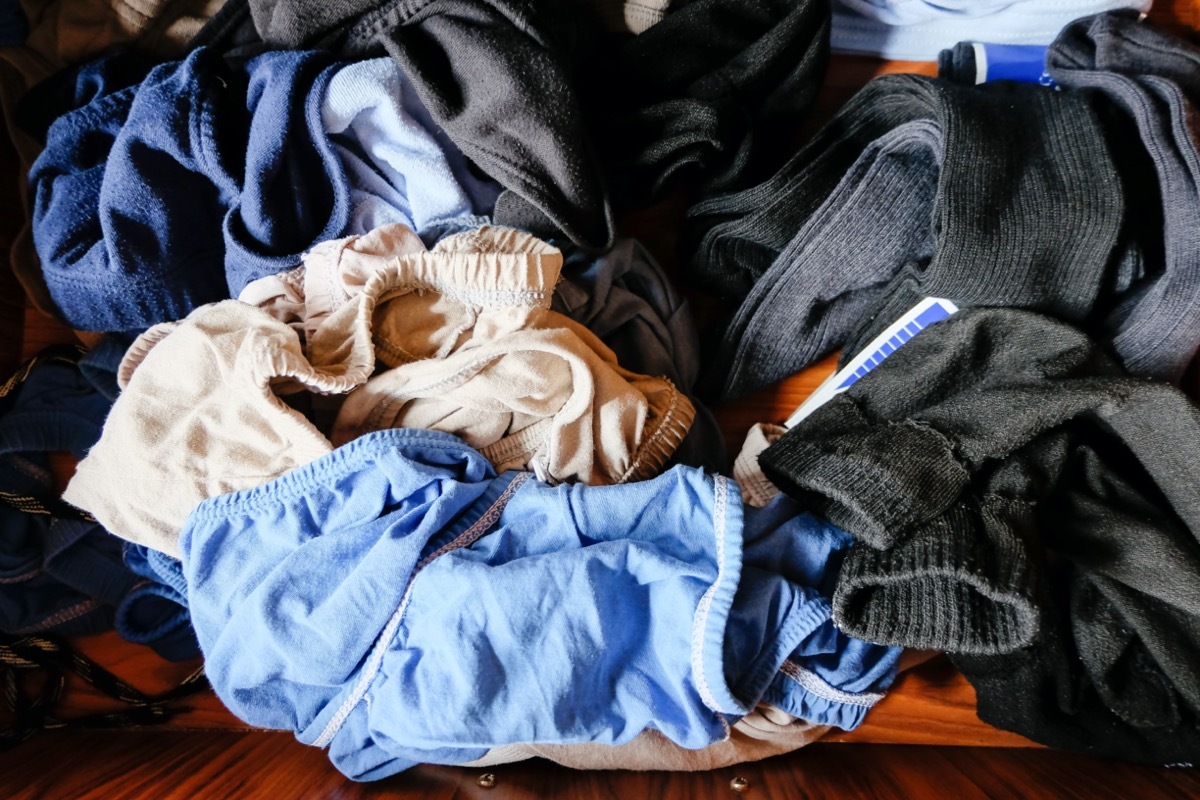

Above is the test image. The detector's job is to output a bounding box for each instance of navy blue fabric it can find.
[31,47,350,332]
[0,0,26,46]
[0,347,129,635]
[17,52,157,144]
[117,544,200,661]
[181,428,899,780]
[0,344,202,656]
[554,238,727,473]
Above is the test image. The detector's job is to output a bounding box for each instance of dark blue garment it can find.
[117,544,200,662]
[555,238,727,473]
[181,428,899,780]
[17,52,157,144]
[0,346,130,635]
[0,344,201,655]
[31,47,350,332]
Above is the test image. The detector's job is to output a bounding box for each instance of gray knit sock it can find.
[1048,11,1200,382]
[702,74,1123,401]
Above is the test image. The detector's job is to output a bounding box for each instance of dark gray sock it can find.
[697,74,1123,401]
[1048,11,1200,382]
[681,76,929,300]
[759,307,1200,762]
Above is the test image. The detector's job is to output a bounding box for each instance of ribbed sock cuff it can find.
[760,398,969,549]
[832,499,1041,654]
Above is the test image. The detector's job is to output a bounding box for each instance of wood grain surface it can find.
[3,732,1199,800]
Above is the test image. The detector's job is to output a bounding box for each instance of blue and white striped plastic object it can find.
[785,297,958,427]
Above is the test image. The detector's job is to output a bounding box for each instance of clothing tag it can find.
[971,43,1055,87]
[783,297,959,428]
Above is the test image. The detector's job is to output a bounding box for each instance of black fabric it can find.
[575,0,831,210]
[0,633,209,748]
[759,308,1200,762]
[684,74,1123,401]
[194,0,614,251]
[937,42,977,85]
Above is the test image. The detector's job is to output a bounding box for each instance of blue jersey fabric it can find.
[180,428,899,781]
[31,47,349,332]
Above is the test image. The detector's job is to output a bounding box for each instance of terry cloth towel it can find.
[554,238,726,473]
[30,46,351,332]
[321,58,499,244]
[325,227,695,486]
[686,72,1122,401]
[574,0,831,209]
[180,427,900,780]
[1047,11,1200,382]
[830,0,1151,61]
[0,0,228,317]
[196,0,614,250]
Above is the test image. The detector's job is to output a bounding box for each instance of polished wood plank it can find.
[2,732,1198,800]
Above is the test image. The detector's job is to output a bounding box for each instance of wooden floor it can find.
[3,732,1200,800]
[4,0,1200,796]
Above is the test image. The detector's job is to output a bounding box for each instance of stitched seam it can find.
[0,567,42,584]
[312,473,529,748]
[689,475,731,713]
[617,377,684,484]
[12,599,103,634]
[378,280,551,310]
[779,660,884,708]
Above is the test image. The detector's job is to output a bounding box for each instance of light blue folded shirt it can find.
[832,0,1151,60]
[180,428,899,781]
[323,58,501,245]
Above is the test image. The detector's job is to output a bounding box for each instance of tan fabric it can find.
[463,704,829,771]
[1,0,227,316]
[64,300,373,557]
[325,226,694,485]
[239,222,428,344]
[66,226,694,552]
[569,0,672,34]
[733,422,788,508]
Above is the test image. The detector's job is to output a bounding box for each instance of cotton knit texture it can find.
[685,73,1122,400]
[573,0,831,209]
[196,0,614,251]
[1047,11,1200,382]
[30,47,351,331]
[178,427,900,779]
[759,308,1200,761]
[0,0,228,318]
[554,238,726,473]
